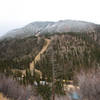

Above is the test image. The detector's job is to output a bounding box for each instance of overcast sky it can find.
[0,0,100,36]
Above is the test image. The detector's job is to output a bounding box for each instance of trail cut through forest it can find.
[30,38,51,77]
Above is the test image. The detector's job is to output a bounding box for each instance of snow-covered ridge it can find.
[1,20,98,39]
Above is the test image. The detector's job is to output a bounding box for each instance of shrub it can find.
[55,81,65,95]
[0,74,32,100]
[37,84,51,100]
[77,69,100,100]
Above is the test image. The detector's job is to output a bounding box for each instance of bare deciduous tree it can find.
[0,74,33,100]
[77,69,100,100]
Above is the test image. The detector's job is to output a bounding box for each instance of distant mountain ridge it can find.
[1,20,100,39]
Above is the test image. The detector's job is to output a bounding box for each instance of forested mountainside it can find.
[0,20,100,100]
[35,33,100,80]
[0,32,100,79]
[0,36,45,69]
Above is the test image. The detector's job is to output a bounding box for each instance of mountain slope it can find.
[30,38,51,76]
[35,33,100,80]
[1,20,99,39]
[0,20,100,80]
[0,36,45,69]
[0,31,100,83]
